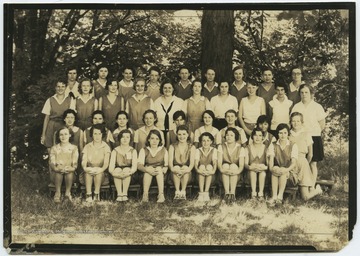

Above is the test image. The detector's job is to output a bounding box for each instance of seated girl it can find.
[194,110,221,148]
[168,110,194,148]
[169,125,196,200]
[109,129,138,202]
[112,111,134,148]
[137,129,168,203]
[49,127,79,203]
[81,123,111,202]
[195,132,217,202]
[83,110,114,146]
[217,127,245,204]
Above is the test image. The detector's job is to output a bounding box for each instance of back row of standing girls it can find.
[41,64,326,204]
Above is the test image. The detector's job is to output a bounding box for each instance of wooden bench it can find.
[80,184,111,200]
[316,179,336,194]
[110,184,141,200]
[48,183,78,197]
[284,186,298,200]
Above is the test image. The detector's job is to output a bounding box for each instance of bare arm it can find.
[41,115,50,145]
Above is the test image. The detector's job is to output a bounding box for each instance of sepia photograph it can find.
[3,2,356,254]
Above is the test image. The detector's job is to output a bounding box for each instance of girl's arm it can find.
[186,145,196,173]
[79,130,84,152]
[137,149,147,173]
[194,149,200,172]
[238,100,251,135]
[260,98,266,115]
[217,146,224,173]
[81,148,90,172]
[98,97,103,110]
[130,149,138,174]
[108,150,117,174]
[244,148,252,171]
[94,98,99,111]
[238,153,245,175]
[68,147,79,172]
[168,145,175,172]
[162,149,169,174]
[307,144,313,164]
[100,152,111,173]
[120,97,125,111]
[41,115,50,145]
[49,147,59,172]
[125,101,130,114]
[319,119,325,132]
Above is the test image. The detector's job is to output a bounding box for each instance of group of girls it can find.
[41,64,326,205]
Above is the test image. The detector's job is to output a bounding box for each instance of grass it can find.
[10,166,349,251]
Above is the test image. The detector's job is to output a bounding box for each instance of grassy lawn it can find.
[10,167,348,251]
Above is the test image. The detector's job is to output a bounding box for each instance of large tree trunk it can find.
[201,10,234,83]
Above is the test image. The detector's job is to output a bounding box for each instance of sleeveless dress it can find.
[92,80,107,100]
[76,97,96,130]
[186,97,208,133]
[127,95,152,130]
[245,144,267,184]
[101,95,123,130]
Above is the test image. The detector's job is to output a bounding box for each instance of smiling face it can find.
[116,114,128,128]
[252,130,263,144]
[148,133,160,147]
[64,113,75,127]
[108,81,119,93]
[258,122,269,133]
[225,112,236,126]
[81,80,92,95]
[55,82,66,95]
[59,128,71,143]
[246,83,258,96]
[192,81,202,95]
[201,135,212,149]
[120,132,131,146]
[98,67,108,79]
[135,80,146,94]
[276,86,286,99]
[203,113,213,126]
[144,113,156,127]
[150,70,160,83]
[177,129,189,143]
[262,70,273,83]
[225,130,236,143]
[233,68,244,82]
[219,82,229,95]
[278,128,289,142]
[291,115,303,132]
[92,128,103,143]
[179,68,190,81]
[174,115,186,127]
[92,114,104,125]
[67,69,77,82]
[122,69,133,82]
[162,83,174,96]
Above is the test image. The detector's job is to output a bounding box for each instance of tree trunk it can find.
[201,10,234,83]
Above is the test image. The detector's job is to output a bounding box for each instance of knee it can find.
[198,165,206,172]
[123,167,131,173]
[206,165,213,172]
[173,166,181,172]
[222,163,230,170]
[229,163,238,172]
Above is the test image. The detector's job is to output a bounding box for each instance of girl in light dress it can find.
[109,129,138,202]
[137,129,168,203]
[195,132,217,202]
[169,125,196,200]
[49,127,79,203]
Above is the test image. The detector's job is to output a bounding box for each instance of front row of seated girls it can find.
[49,114,322,204]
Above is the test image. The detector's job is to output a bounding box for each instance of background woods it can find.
[9,8,349,178]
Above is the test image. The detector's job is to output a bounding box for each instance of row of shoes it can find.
[116,195,129,202]
[85,193,100,203]
[224,194,236,204]
[141,193,166,203]
[173,191,187,200]
[197,192,211,202]
[53,193,72,203]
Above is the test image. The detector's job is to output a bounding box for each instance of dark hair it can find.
[90,123,107,139]
[91,110,105,120]
[299,84,314,95]
[262,67,273,74]
[290,66,302,76]
[55,126,74,144]
[225,127,240,141]
[149,66,161,75]
[66,66,78,74]
[202,110,215,123]
[133,77,147,91]
[250,127,264,140]
[225,109,237,118]
[105,78,119,91]
[142,109,158,125]
[78,78,93,94]
[117,129,133,144]
[179,66,189,74]
[205,67,216,74]
[145,129,163,147]
[62,109,77,122]
[114,111,129,129]
[96,64,108,74]
[246,79,258,87]
[199,132,215,143]
[176,125,191,142]
[274,79,288,94]
[232,64,246,79]
[56,78,67,86]
[276,123,290,135]
[160,79,175,95]
[290,112,304,125]
[190,79,203,91]
[256,115,270,127]
[173,110,186,121]
[121,66,135,75]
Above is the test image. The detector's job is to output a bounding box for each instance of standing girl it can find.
[291,84,327,187]
[126,77,154,130]
[289,112,322,200]
[146,66,162,101]
[169,125,196,200]
[245,128,268,199]
[92,65,109,100]
[195,132,217,202]
[99,78,124,130]
[217,127,245,204]
[109,129,138,202]
[112,111,134,148]
[81,124,111,202]
[137,130,168,203]
[194,110,221,148]
[118,66,135,103]
[230,65,247,102]
[49,127,79,202]
[76,78,98,130]
[238,80,266,136]
[41,78,76,149]
[183,79,211,133]
[267,123,299,204]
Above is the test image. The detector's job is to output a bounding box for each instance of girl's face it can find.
[93,114,104,124]
[108,81,118,93]
[177,129,189,143]
[148,133,160,147]
[246,84,258,96]
[300,86,312,102]
[81,81,92,95]
[64,113,75,127]
[55,82,66,95]
[150,70,159,83]
[203,113,213,126]
[201,136,213,149]
[192,81,202,95]
[98,68,108,79]
[92,128,103,143]
[220,82,229,95]
[135,81,146,94]
[162,83,174,96]
[262,70,273,83]
[234,69,244,82]
[179,69,189,81]
[116,114,128,128]
[123,69,133,81]
[59,128,71,143]
[205,69,215,82]
[292,68,302,83]
[144,113,155,127]
[225,130,236,143]
[120,133,131,146]
[174,116,186,127]
[258,122,269,133]
[225,113,236,125]
[291,115,303,131]
[67,69,77,82]
[276,86,286,99]
[278,128,289,141]
[252,131,263,144]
